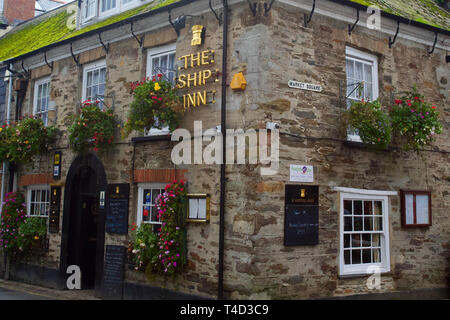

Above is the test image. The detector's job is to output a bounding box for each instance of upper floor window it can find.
[33,76,51,126]
[345,47,378,142]
[100,0,117,14]
[145,44,176,135]
[81,0,142,23]
[84,0,97,20]
[146,43,176,85]
[82,60,106,108]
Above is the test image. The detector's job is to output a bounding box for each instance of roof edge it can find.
[329,0,450,36]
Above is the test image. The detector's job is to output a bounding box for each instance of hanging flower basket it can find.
[340,99,392,149]
[121,75,182,138]
[390,88,443,151]
[68,100,117,155]
[0,116,57,164]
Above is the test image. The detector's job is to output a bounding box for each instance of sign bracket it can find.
[348,8,359,36]
[304,0,315,28]
[389,21,400,48]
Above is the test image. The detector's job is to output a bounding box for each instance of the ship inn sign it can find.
[177,25,220,109]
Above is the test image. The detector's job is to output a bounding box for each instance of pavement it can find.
[0,279,100,300]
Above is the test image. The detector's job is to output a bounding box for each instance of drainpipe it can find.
[1,63,13,279]
[218,0,228,300]
[0,63,13,213]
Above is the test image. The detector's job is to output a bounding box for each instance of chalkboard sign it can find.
[284,185,319,246]
[105,184,130,234]
[284,205,319,246]
[102,245,125,299]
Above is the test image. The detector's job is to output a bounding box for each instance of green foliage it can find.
[122,75,182,138]
[68,101,117,155]
[0,117,57,164]
[390,88,443,152]
[341,99,392,149]
[129,223,160,271]
[0,192,47,258]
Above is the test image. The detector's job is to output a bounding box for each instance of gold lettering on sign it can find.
[191,25,204,46]
[178,27,219,110]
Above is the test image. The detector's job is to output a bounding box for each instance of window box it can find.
[400,190,432,227]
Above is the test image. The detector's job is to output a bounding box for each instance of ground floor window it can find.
[26,185,50,217]
[339,190,390,276]
[136,183,167,233]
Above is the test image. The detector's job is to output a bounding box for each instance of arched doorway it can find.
[60,153,107,295]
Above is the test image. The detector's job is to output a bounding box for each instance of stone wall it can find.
[9,1,449,299]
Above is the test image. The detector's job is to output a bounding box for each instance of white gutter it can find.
[0,63,13,215]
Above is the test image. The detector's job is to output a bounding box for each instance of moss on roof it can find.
[0,0,180,62]
[349,0,449,30]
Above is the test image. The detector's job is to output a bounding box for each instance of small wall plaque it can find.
[187,194,210,222]
[53,151,62,180]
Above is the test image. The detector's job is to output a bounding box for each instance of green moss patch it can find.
[349,0,449,30]
[0,0,180,62]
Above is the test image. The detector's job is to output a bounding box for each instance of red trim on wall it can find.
[19,173,52,187]
[133,169,187,183]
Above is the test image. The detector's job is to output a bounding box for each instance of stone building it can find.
[0,0,448,299]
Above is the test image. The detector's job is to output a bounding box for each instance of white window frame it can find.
[136,183,167,229]
[99,0,119,17]
[33,76,51,126]
[345,47,379,142]
[338,190,391,276]
[82,59,107,107]
[145,43,176,136]
[82,0,98,22]
[26,184,50,218]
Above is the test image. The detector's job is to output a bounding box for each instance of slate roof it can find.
[0,0,448,63]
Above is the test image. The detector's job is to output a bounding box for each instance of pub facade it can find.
[0,0,448,299]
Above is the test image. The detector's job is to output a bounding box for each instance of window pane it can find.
[362,249,372,263]
[352,234,361,248]
[344,200,352,215]
[344,250,351,265]
[362,234,371,247]
[416,194,429,224]
[374,201,382,215]
[30,203,35,216]
[374,217,383,231]
[355,61,363,82]
[363,201,372,215]
[372,233,380,247]
[405,194,414,224]
[346,59,354,81]
[142,206,150,222]
[150,207,158,222]
[344,217,352,231]
[344,234,350,248]
[364,217,373,231]
[354,217,363,231]
[354,200,362,215]
[373,248,381,263]
[352,250,361,264]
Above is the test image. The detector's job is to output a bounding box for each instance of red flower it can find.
[431,106,436,109]
[414,96,419,100]
[394,99,402,105]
